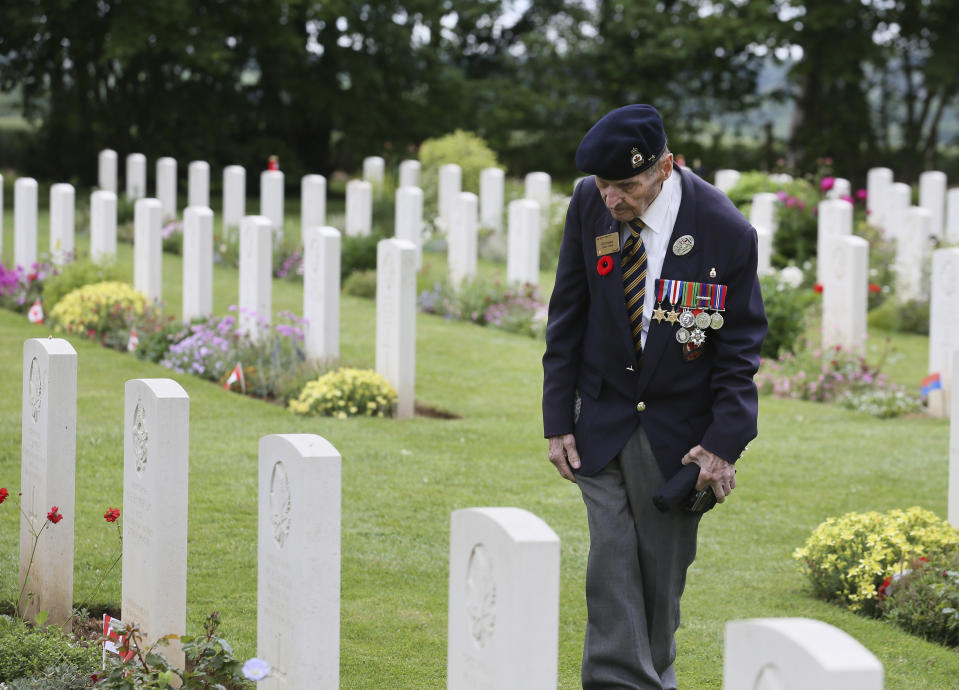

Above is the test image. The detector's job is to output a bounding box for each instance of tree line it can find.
[1,0,956,185]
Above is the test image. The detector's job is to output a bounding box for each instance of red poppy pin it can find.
[597,255,613,276]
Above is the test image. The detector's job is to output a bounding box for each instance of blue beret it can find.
[575,104,667,180]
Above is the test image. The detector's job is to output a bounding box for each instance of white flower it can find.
[778,265,803,289]
[242,657,271,681]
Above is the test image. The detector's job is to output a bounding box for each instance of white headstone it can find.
[438,164,462,230]
[182,206,214,322]
[894,206,932,302]
[816,199,853,286]
[714,169,741,194]
[156,157,177,221]
[949,349,959,525]
[866,167,893,231]
[376,238,417,419]
[919,170,947,239]
[303,226,341,361]
[947,188,959,245]
[260,170,285,235]
[134,198,164,304]
[447,507,560,690]
[828,177,851,200]
[399,159,421,189]
[507,199,541,286]
[345,179,373,237]
[756,227,773,276]
[929,248,959,419]
[395,186,424,269]
[301,175,327,236]
[480,167,505,232]
[363,156,386,196]
[49,183,75,266]
[524,172,551,231]
[883,182,911,242]
[90,191,118,264]
[750,193,779,238]
[126,153,147,200]
[821,235,868,353]
[19,338,77,625]
[449,192,478,288]
[724,618,883,690]
[239,215,273,340]
[14,177,38,271]
[188,161,210,209]
[122,378,189,670]
[223,165,246,233]
[98,149,118,193]
[257,434,341,690]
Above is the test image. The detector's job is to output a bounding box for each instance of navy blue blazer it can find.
[542,167,767,479]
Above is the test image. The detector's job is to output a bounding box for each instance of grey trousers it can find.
[576,423,701,690]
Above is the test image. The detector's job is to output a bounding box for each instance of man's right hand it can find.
[547,434,581,483]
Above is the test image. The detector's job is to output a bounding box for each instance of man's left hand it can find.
[681,445,735,502]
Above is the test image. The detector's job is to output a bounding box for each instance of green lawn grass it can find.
[1,190,956,687]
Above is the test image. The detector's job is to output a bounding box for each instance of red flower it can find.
[868,283,881,293]
[104,507,121,523]
[0,488,8,503]
[47,506,63,524]
[597,255,613,276]
[856,188,868,201]
[813,283,823,293]
[877,575,893,600]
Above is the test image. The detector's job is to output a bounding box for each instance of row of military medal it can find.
[652,279,727,347]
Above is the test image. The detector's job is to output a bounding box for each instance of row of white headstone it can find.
[18,338,559,687]
[19,336,890,688]
[724,168,959,419]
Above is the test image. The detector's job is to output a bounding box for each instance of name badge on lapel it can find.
[595,232,620,256]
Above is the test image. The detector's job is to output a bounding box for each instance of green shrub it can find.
[134,320,192,364]
[793,507,959,616]
[340,234,381,281]
[5,662,94,689]
[419,130,501,219]
[42,259,119,311]
[343,269,377,299]
[758,272,816,358]
[839,388,921,418]
[288,368,396,418]
[0,616,100,683]
[49,281,148,339]
[867,298,930,335]
[727,172,819,267]
[880,551,959,647]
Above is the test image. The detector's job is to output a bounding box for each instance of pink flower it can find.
[786,197,797,209]
[856,188,867,201]
[820,176,835,192]
[840,195,854,205]
[776,190,787,202]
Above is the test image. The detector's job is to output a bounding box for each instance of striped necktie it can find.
[622,220,647,354]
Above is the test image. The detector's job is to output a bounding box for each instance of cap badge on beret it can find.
[630,147,644,169]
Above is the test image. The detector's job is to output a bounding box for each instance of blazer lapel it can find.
[593,215,637,361]
[637,168,703,392]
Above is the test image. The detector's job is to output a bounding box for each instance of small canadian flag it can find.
[225,362,245,392]
[127,327,139,352]
[27,300,44,324]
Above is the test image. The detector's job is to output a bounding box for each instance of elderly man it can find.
[542,104,766,689]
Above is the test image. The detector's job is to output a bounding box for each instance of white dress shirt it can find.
[618,170,683,347]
